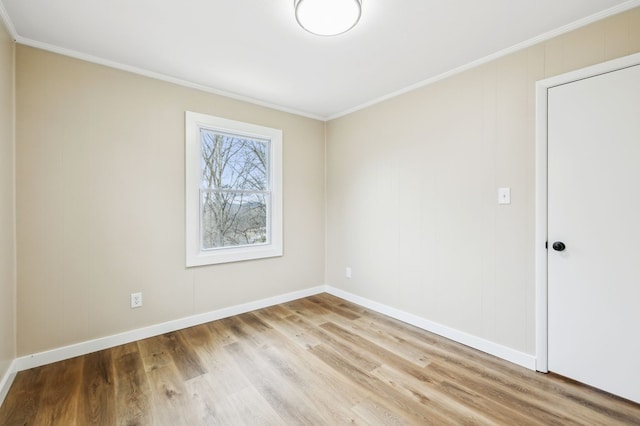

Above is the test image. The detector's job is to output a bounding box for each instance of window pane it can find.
[200,129,269,191]
[201,191,268,249]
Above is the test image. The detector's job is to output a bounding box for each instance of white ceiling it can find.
[1,0,638,120]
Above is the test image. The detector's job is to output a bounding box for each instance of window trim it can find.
[185,111,283,267]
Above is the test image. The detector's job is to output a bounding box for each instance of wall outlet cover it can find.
[130,292,142,308]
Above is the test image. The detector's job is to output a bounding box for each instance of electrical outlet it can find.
[346,267,352,279]
[130,292,142,308]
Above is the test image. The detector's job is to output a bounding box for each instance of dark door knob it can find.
[552,241,566,252]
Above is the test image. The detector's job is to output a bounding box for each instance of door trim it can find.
[534,52,640,372]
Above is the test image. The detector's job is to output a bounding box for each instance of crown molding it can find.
[14,36,326,122]
[0,1,18,40]
[327,0,640,120]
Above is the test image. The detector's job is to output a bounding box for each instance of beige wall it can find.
[0,22,16,377]
[16,46,326,355]
[326,8,640,355]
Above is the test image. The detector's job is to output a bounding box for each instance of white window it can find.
[185,112,282,266]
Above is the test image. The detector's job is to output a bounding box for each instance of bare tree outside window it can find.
[200,129,270,249]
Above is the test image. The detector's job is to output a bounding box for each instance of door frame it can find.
[535,52,640,372]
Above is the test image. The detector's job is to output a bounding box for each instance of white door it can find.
[547,63,640,403]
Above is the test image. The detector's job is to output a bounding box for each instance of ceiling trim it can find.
[4,0,640,122]
[0,1,18,40]
[13,36,326,122]
[327,0,640,120]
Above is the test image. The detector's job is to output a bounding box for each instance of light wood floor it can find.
[1,293,639,425]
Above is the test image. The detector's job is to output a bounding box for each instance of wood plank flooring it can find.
[1,293,639,425]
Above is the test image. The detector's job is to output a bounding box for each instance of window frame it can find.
[185,111,283,267]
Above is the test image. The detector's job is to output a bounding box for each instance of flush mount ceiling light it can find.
[294,0,362,36]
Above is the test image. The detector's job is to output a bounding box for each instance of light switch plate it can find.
[498,187,511,204]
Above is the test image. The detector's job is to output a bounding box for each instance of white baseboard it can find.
[325,286,537,370]
[6,282,536,402]
[13,285,325,372]
[0,359,18,407]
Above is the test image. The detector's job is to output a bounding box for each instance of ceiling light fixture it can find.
[294,0,362,36]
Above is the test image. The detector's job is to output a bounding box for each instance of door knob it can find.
[552,241,566,252]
